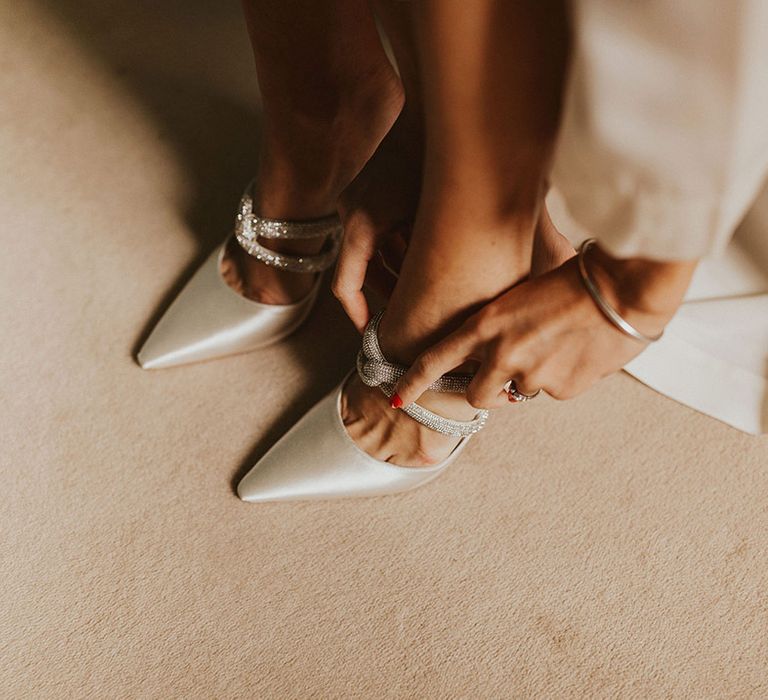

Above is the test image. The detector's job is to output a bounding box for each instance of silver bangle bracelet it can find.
[577,238,663,344]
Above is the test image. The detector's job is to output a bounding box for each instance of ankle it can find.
[378,304,478,370]
[378,313,448,367]
[225,242,317,305]
[375,214,534,366]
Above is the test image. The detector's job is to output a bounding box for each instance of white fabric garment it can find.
[547,0,768,434]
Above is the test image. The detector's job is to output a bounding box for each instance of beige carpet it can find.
[2,1,767,697]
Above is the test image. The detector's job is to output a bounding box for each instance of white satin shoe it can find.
[236,312,490,502]
[236,373,473,502]
[137,182,342,369]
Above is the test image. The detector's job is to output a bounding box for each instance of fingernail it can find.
[390,393,403,409]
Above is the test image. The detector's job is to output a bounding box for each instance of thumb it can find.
[331,209,377,333]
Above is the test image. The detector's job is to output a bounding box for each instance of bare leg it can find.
[223,0,403,304]
[342,0,570,466]
[333,0,425,321]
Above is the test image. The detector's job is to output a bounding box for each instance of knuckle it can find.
[331,276,357,300]
[488,343,513,371]
[396,375,415,397]
[342,216,377,245]
[330,280,347,300]
[470,309,497,340]
[414,350,438,375]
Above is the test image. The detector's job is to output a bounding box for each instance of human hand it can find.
[392,244,697,408]
[333,115,422,333]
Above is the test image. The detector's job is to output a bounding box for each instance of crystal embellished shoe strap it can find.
[234,181,343,273]
[356,311,489,438]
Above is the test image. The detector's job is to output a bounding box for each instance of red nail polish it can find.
[390,393,403,409]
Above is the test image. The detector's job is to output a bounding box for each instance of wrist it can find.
[586,242,698,325]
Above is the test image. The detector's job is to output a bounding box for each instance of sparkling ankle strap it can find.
[234,181,343,273]
[356,311,489,437]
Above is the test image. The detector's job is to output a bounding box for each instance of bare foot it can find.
[222,71,404,305]
[220,237,326,305]
[340,372,479,467]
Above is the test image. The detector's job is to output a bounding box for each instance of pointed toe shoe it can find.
[236,374,472,503]
[137,239,320,369]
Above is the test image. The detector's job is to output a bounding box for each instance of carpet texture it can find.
[1,2,767,697]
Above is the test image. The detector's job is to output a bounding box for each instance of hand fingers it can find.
[364,253,398,301]
[332,211,377,333]
[465,361,512,409]
[393,328,475,407]
[507,375,543,403]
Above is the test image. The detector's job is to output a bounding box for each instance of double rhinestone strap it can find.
[356,311,489,437]
[234,182,343,273]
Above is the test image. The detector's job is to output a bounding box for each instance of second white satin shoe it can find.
[137,239,322,369]
[236,373,474,503]
[137,182,342,369]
